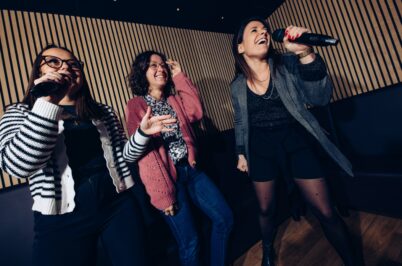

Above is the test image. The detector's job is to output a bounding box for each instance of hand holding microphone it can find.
[31,71,71,104]
[272,26,339,47]
[279,26,313,56]
[272,25,338,62]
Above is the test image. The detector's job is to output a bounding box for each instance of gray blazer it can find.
[230,53,353,176]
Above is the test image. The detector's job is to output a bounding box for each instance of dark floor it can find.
[234,211,402,266]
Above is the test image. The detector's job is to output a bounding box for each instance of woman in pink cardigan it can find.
[125,51,233,266]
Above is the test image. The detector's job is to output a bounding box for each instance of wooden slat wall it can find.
[0,10,235,190]
[267,0,401,101]
[1,1,401,190]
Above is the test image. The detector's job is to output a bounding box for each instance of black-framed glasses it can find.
[40,55,84,70]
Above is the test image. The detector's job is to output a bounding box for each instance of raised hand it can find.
[33,72,71,104]
[283,25,312,54]
[140,106,177,135]
[166,59,182,77]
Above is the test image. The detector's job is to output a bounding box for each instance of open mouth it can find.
[257,38,268,45]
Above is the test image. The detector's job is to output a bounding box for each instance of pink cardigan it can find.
[125,72,203,210]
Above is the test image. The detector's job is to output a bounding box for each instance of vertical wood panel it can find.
[312,1,344,99]
[0,10,235,190]
[0,1,399,189]
[268,0,401,99]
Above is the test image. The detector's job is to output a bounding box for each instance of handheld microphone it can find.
[30,82,63,98]
[30,74,70,97]
[272,29,339,46]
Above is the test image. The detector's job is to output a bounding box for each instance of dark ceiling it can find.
[0,0,284,33]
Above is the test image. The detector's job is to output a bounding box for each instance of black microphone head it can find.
[272,29,285,43]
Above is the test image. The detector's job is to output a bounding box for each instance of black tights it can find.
[254,178,355,266]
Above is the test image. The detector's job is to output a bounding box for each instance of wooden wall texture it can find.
[268,0,401,100]
[0,9,235,189]
[0,0,401,189]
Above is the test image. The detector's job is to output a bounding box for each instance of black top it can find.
[61,105,108,188]
[247,80,295,129]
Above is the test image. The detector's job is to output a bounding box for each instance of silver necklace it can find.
[262,83,279,100]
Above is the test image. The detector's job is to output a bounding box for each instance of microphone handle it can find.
[30,82,63,98]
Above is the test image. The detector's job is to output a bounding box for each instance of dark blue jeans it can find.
[162,164,233,266]
[32,171,146,266]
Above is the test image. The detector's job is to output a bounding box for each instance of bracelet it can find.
[297,47,314,59]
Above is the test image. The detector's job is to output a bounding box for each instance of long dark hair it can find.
[232,16,279,81]
[127,50,174,96]
[22,44,104,120]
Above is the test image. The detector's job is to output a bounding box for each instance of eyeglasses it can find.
[148,62,168,70]
[40,55,84,70]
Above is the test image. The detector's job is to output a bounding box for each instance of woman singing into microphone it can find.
[230,17,357,266]
[0,44,175,266]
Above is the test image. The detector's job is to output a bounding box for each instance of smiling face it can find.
[237,20,271,60]
[40,47,83,97]
[146,54,169,92]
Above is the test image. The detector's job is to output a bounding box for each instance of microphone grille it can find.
[272,29,285,42]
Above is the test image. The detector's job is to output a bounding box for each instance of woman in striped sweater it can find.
[0,44,175,266]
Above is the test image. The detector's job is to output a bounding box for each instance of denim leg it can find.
[186,167,234,266]
[162,174,200,266]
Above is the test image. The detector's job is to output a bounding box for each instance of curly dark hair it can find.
[127,50,174,97]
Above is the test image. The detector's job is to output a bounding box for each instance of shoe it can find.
[261,241,275,266]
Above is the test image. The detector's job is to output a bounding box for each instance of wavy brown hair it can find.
[22,44,104,120]
[127,50,174,97]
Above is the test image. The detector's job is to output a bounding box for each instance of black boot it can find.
[261,241,275,266]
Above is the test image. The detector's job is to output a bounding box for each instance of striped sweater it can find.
[0,98,149,215]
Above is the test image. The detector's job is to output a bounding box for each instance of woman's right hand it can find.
[140,106,177,135]
[33,72,70,104]
[237,154,248,173]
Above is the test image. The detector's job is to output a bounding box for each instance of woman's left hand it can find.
[163,203,178,216]
[166,59,182,77]
[283,25,312,55]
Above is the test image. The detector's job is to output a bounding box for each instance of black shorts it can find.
[249,124,324,182]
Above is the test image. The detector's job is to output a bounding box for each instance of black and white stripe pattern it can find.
[0,100,61,179]
[0,98,147,214]
[123,127,150,163]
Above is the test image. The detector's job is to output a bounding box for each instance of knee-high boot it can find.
[261,239,275,266]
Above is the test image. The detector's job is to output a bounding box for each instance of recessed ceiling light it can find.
[221,16,224,20]
[176,7,180,11]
